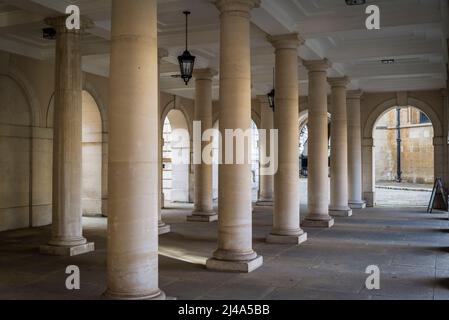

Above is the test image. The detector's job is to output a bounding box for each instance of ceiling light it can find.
[177,11,196,86]
[345,0,366,5]
[381,59,395,64]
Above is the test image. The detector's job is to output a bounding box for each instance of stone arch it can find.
[363,98,443,139]
[45,83,108,133]
[161,98,192,137]
[83,81,108,133]
[212,109,261,128]
[361,96,442,207]
[210,118,260,202]
[162,109,191,203]
[4,65,40,128]
[0,73,33,231]
[251,109,261,129]
[82,83,109,215]
[81,91,104,216]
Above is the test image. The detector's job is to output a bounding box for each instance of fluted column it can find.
[328,77,352,217]
[303,59,334,228]
[40,16,95,256]
[256,95,274,206]
[347,90,366,209]
[266,34,307,244]
[206,0,263,273]
[158,48,170,235]
[104,0,164,300]
[188,68,218,222]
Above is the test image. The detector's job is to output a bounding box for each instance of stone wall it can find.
[374,107,434,184]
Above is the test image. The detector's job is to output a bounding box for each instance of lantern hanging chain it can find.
[184,11,190,52]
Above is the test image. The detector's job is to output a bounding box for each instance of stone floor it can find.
[375,186,432,207]
[1,202,449,300]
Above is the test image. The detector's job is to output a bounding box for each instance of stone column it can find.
[328,77,352,217]
[104,0,164,300]
[303,59,334,228]
[256,95,274,206]
[362,137,375,207]
[266,34,307,244]
[347,90,366,209]
[206,0,263,273]
[188,68,218,222]
[158,48,170,235]
[40,16,94,256]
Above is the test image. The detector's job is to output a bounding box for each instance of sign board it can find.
[427,178,448,213]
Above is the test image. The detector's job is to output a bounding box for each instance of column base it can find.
[349,201,366,209]
[266,232,307,245]
[206,255,263,273]
[158,224,171,235]
[187,212,218,222]
[363,192,375,207]
[256,200,273,206]
[302,216,334,228]
[103,289,166,300]
[40,242,95,256]
[329,208,353,217]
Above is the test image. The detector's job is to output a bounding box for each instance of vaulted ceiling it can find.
[0,0,447,99]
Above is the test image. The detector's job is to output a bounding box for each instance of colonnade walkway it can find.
[1,203,449,300]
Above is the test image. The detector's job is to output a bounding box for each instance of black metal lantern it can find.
[178,11,196,86]
[42,27,56,40]
[267,68,275,111]
[267,89,275,111]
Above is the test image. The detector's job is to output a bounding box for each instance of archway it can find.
[46,89,107,216]
[81,91,103,216]
[0,75,32,231]
[362,97,443,207]
[211,119,260,203]
[298,110,332,205]
[373,106,434,207]
[162,109,191,204]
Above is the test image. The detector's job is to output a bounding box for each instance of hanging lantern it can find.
[178,11,196,86]
[267,89,275,111]
[267,68,275,111]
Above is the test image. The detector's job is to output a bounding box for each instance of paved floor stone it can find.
[0,193,449,300]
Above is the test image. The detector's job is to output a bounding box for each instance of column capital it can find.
[328,76,349,88]
[193,68,218,80]
[215,0,261,17]
[158,48,169,61]
[303,59,331,72]
[268,33,304,50]
[347,90,364,99]
[45,15,93,33]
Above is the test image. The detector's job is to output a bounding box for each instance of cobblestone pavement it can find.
[296,178,432,208]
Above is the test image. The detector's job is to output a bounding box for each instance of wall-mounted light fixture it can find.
[42,27,56,40]
[267,68,275,111]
